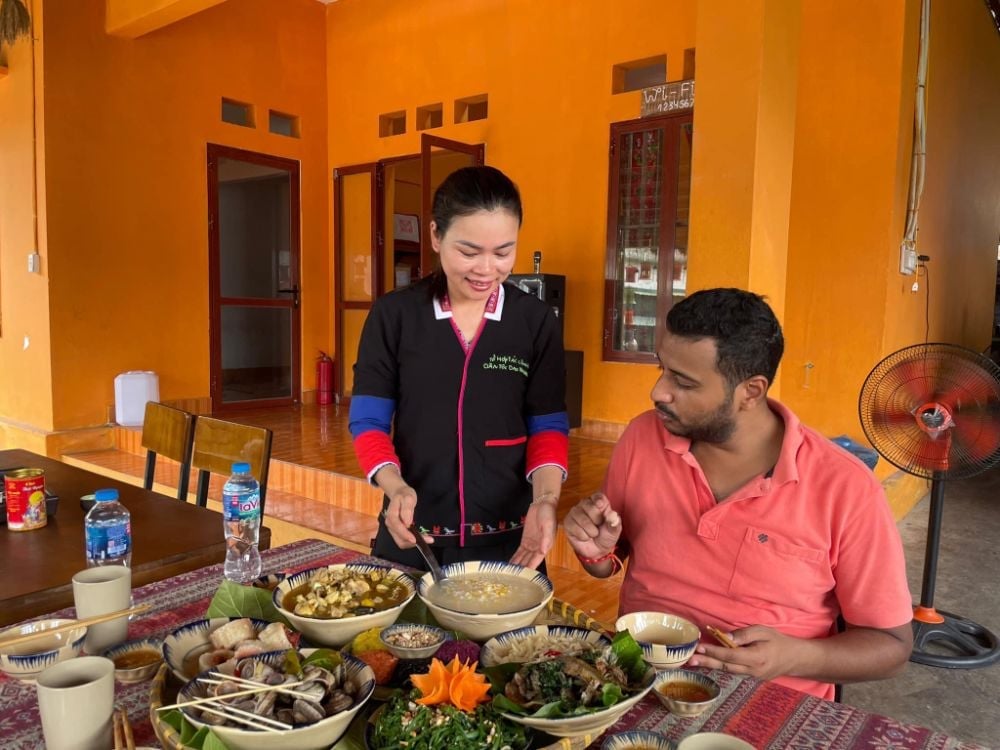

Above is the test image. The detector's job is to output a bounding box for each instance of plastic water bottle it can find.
[222,462,262,583]
[85,488,132,567]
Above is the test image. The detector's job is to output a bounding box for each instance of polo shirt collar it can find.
[433,284,505,321]
[659,397,804,486]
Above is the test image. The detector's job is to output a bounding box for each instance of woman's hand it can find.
[563,492,621,560]
[374,465,432,550]
[511,498,557,569]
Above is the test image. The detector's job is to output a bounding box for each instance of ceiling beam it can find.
[106,0,229,38]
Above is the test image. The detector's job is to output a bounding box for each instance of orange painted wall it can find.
[326,0,698,424]
[882,0,1000,356]
[0,0,54,436]
[40,0,329,429]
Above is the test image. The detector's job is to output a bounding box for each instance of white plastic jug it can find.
[114,371,159,427]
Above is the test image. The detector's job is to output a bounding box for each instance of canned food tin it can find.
[5,468,47,530]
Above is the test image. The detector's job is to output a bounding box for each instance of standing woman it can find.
[349,166,568,571]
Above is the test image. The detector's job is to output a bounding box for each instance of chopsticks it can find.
[0,604,152,649]
[706,625,738,649]
[113,707,135,750]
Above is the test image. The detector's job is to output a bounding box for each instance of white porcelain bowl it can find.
[603,730,673,750]
[273,563,416,647]
[179,650,375,750]
[652,669,721,716]
[103,636,163,683]
[677,733,755,750]
[0,618,86,681]
[615,611,701,668]
[378,623,450,660]
[498,664,656,738]
[417,561,553,642]
[480,625,610,667]
[162,617,273,682]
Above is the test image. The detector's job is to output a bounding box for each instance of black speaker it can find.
[507,274,566,337]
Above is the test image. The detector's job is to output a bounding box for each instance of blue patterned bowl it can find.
[615,611,701,668]
[273,563,416,647]
[379,623,450,659]
[417,561,554,642]
[0,618,86,681]
[480,625,611,667]
[103,636,163,683]
[602,730,674,750]
[162,617,273,682]
[652,669,721,716]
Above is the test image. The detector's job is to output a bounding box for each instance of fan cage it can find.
[859,343,1000,480]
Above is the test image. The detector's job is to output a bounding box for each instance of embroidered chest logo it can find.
[757,533,769,543]
[483,353,529,377]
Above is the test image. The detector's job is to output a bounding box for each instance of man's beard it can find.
[655,389,736,444]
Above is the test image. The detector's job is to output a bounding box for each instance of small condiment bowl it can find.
[615,611,701,668]
[0,618,86,681]
[379,623,450,660]
[652,669,721,716]
[103,637,163,683]
[677,733,755,750]
[602,730,673,750]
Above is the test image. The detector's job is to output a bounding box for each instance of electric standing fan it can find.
[860,343,1000,668]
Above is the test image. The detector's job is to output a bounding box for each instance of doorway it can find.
[208,144,302,410]
[333,135,484,400]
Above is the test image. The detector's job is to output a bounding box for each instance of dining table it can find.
[0,449,271,626]
[0,537,988,750]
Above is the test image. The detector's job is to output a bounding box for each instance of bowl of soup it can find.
[615,611,700,668]
[0,618,86,681]
[273,563,416,647]
[652,669,720,716]
[417,561,553,642]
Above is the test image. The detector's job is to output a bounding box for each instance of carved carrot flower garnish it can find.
[410,656,492,712]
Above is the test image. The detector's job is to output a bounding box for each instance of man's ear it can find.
[739,375,770,409]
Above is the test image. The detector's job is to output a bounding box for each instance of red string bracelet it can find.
[576,549,624,574]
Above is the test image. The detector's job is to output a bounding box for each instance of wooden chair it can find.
[140,402,195,501]
[190,416,273,513]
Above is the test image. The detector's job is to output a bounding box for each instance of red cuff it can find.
[526,431,569,476]
[353,431,400,477]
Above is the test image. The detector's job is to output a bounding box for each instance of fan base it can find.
[910,608,1000,669]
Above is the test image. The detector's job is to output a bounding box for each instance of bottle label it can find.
[86,522,131,563]
[223,491,260,522]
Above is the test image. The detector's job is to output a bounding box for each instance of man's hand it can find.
[510,499,557,569]
[686,625,798,681]
[563,493,621,560]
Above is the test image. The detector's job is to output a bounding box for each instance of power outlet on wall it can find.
[899,242,917,275]
[27,252,40,274]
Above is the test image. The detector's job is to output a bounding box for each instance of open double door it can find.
[333,135,484,401]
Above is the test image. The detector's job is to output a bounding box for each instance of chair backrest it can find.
[190,416,273,513]
[140,402,195,501]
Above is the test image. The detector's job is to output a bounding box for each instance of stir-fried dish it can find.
[283,567,410,619]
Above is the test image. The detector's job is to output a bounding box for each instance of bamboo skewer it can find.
[203,672,314,701]
[0,604,152,649]
[155,679,307,712]
[184,702,286,732]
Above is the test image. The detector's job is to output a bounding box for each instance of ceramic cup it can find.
[72,566,131,654]
[36,655,115,750]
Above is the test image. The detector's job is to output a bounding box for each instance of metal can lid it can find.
[94,488,119,502]
[6,468,44,479]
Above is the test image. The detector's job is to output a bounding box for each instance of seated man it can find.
[563,288,913,700]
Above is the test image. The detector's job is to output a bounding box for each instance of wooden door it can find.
[420,135,485,277]
[333,163,383,400]
[208,144,301,410]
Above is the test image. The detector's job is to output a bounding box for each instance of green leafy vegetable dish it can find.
[489,631,653,720]
[370,691,529,750]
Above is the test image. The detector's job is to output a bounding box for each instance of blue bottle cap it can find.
[232,462,251,473]
[94,488,119,502]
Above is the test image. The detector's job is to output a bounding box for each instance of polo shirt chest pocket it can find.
[727,526,832,610]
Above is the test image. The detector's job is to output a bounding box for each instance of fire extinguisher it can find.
[316,351,335,405]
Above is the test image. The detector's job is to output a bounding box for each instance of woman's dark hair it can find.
[427,166,522,298]
[665,288,784,388]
